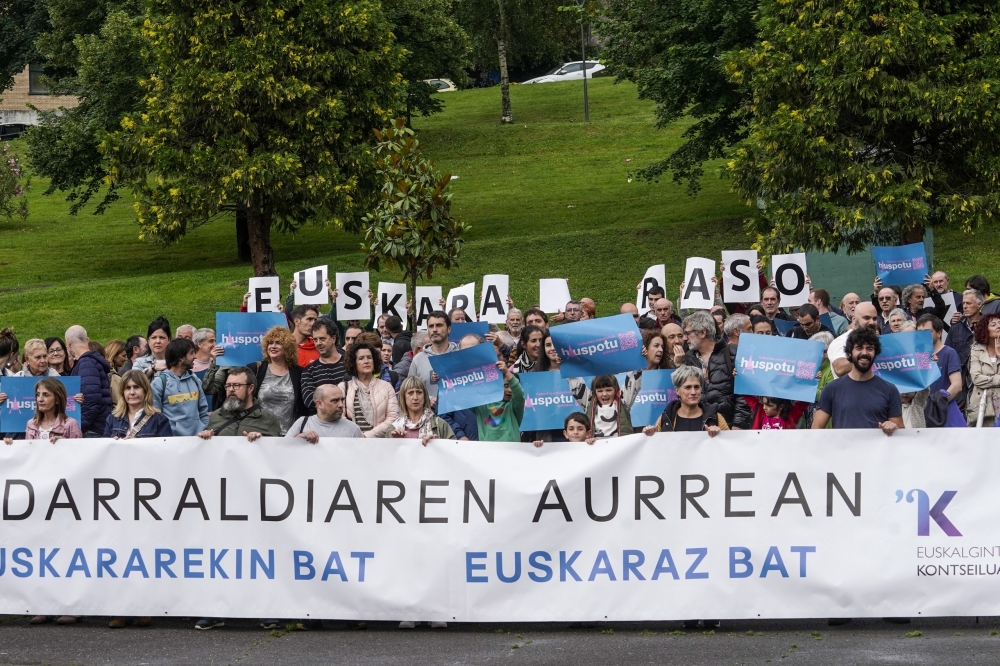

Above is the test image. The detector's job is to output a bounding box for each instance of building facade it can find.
[0,64,78,133]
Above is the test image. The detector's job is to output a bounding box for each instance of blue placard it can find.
[734,334,825,402]
[872,330,941,392]
[629,369,676,427]
[216,312,289,367]
[429,343,504,413]
[0,376,81,432]
[518,371,578,432]
[448,321,490,343]
[873,242,928,287]
[773,318,796,336]
[550,314,646,378]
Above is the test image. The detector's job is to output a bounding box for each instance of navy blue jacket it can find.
[441,408,479,440]
[103,412,174,438]
[71,351,112,434]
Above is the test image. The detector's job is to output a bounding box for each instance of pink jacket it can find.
[339,377,399,438]
[25,416,83,440]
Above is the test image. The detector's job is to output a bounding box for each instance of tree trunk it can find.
[497,0,512,124]
[246,207,277,277]
[235,209,252,263]
[409,269,419,330]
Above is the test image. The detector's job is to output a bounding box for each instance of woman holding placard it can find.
[339,341,398,437]
[643,364,728,436]
[4,378,83,444]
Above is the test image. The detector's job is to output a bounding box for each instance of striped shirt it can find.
[300,358,347,414]
[353,392,372,432]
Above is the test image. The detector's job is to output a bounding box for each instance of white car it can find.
[521,61,605,85]
[424,78,457,92]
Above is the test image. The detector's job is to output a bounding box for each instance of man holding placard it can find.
[409,311,459,400]
[812,328,903,434]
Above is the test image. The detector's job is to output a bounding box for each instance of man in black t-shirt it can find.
[812,327,903,435]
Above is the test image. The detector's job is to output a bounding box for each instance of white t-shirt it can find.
[828,330,851,377]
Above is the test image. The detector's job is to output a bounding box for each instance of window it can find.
[560,63,583,74]
[28,63,49,95]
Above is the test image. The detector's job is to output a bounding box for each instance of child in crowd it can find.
[534,412,596,447]
[744,395,808,430]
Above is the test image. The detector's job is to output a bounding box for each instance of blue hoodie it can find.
[151,369,210,436]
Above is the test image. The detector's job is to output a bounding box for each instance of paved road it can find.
[1,616,999,665]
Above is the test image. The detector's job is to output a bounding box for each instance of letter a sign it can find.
[681,257,716,310]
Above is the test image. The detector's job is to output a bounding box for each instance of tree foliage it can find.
[26,8,146,213]
[0,0,50,94]
[455,0,578,72]
[383,0,470,122]
[105,0,403,276]
[600,0,757,192]
[361,119,465,311]
[726,0,1000,254]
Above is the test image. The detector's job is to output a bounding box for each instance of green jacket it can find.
[206,404,282,437]
[381,415,456,440]
[472,375,525,442]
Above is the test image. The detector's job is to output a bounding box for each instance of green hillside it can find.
[0,78,993,342]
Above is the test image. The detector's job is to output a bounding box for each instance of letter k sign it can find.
[896,489,962,537]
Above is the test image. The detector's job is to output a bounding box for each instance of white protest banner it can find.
[446,283,476,320]
[772,253,810,307]
[294,265,329,306]
[336,272,370,320]
[0,431,996,621]
[415,286,443,330]
[636,265,666,316]
[247,277,281,312]
[539,278,572,314]
[680,257,716,310]
[721,250,759,304]
[375,283,408,329]
[479,275,509,325]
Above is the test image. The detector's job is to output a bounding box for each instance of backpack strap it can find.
[211,403,261,436]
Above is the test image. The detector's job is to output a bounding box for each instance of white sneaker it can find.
[430,621,448,628]
[398,621,416,629]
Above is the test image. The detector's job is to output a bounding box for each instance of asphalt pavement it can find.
[1,616,999,665]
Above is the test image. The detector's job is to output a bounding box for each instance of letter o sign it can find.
[775,263,805,297]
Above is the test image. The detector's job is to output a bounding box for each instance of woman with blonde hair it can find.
[12,339,58,378]
[386,376,456,444]
[103,339,128,406]
[103,370,173,439]
[248,325,306,434]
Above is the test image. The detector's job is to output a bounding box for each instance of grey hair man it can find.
[65,325,112,437]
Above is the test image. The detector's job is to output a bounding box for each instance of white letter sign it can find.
[446,283,476,321]
[294,265,329,306]
[336,272,370,320]
[539,279,572,314]
[636,265,666,315]
[248,277,281,313]
[479,275,509,325]
[415,286,443,330]
[771,253,810,307]
[721,250,759,304]
[680,258,716,310]
[375,282,408,330]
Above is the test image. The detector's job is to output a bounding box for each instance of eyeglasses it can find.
[224,383,250,392]
[47,349,63,356]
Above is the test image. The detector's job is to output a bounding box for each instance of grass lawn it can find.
[0,77,995,342]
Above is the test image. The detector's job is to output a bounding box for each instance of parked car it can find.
[424,78,457,92]
[521,61,605,85]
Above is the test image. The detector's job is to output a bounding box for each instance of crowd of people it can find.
[0,268,998,630]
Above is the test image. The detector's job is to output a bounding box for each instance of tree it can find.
[105,0,404,276]
[456,0,578,123]
[599,0,757,192]
[383,0,470,124]
[26,8,146,214]
[361,119,466,322]
[0,143,30,221]
[725,0,1000,254]
[0,0,50,94]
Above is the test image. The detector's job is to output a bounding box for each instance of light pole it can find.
[577,0,589,123]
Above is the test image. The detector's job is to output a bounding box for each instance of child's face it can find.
[595,386,616,406]
[564,421,590,442]
[761,398,779,418]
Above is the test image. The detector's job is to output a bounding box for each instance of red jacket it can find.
[745,396,809,430]
[298,339,320,367]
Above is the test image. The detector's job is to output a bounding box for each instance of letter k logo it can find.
[895,489,962,537]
